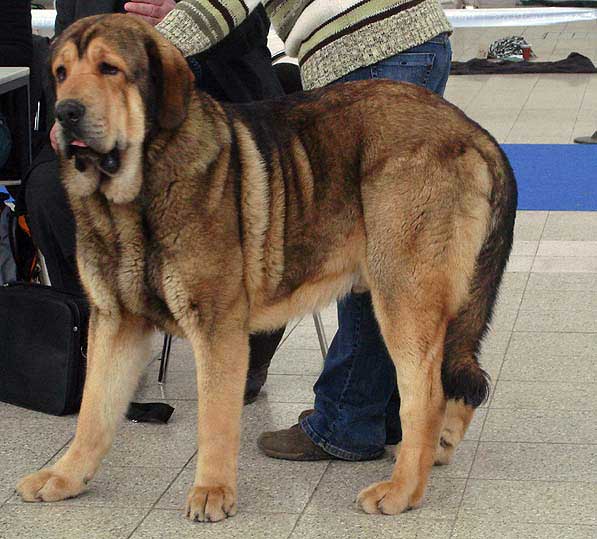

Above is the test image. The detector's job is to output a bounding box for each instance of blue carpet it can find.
[0,185,12,201]
[502,144,597,211]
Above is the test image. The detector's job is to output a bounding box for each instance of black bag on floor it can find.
[0,282,88,415]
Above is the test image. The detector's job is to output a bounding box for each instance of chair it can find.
[157,313,329,384]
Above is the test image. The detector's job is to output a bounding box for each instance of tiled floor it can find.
[2,21,597,539]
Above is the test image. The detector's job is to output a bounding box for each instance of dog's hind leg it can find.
[182,306,249,523]
[17,309,153,502]
[357,282,449,515]
[435,399,475,465]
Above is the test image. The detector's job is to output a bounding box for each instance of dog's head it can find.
[50,14,193,202]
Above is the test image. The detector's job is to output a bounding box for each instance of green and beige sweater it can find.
[157,0,452,89]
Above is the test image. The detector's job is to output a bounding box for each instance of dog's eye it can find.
[56,66,67,83]
[99,62,119,76]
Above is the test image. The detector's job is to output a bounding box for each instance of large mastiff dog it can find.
[17,14,516,521]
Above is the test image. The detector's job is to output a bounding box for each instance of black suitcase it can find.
[0,282,88,415]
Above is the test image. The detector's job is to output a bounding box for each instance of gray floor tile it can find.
[513,211,548,241]
[492,380,597,410]
[0,465,34,507]
[470,442,597,482]
[7,466,181,509]
[506,331,597,359]
[260,375,319,404]
[452,519,597,539]
[430,441,476,480]
[130,509,298,539]
[500,351,597,383]
[481,408,597,444]
[242,401,313,434]
[519,289,597,311]
[514,309,597,333]
[478,331,512,357]
[525,272,597,291]
[464,408,486,441]
[268,347,324,376]
[500,272,530,291]
[81,402,200,468]
[136,367,197,400]
[0,418,74,482]
[505,256,534,273]
[507,110,576,143]
[81,432,196,469]
[460,479,597,525]
[282,326,334,351]
[537,240,597,257]
[157,457,328,515]
[511,240,540,256]
[488,308,518,333]
[0,403,78,425]
[0,505,146,539]
[305,457,466,522]
[479,354,504,386]
[532,256,597,273]
[495,285,525,311]
[290,511,452,539]
[542,212,597,241]
[240,401,317,460]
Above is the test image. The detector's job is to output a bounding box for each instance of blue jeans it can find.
[301,33,452,460]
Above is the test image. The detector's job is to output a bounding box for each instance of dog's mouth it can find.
[66,139,121,179]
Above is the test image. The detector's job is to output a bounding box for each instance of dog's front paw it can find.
[357,480,412,515]
[185,485,237,522]
[16,468,86,502]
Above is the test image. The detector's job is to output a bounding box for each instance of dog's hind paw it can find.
[185,485,237,522]
[16,468,86,502]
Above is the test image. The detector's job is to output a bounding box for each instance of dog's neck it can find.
[144,92,228,181]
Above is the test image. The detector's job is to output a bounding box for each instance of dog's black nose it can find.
[55,99,86,127]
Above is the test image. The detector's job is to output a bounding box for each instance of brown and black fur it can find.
[17,14,516,520]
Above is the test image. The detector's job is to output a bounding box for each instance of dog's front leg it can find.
[17,309,153,502]
[184,318,249,523]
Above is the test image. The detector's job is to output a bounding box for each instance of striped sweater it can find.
[157,0,452,89]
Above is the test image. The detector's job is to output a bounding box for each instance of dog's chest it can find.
[76,196,154,316]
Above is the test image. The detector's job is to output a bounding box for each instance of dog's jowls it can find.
[16,14,516,522]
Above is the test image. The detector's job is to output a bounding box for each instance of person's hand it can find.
[124,0,176,25]
[49,122,59,152]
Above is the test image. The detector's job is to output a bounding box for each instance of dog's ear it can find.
[146,36,193,130]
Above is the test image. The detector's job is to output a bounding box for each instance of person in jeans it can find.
[24,0,286,404]
[154,0,453,460]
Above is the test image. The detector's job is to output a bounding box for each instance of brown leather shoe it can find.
[257,409,337,461]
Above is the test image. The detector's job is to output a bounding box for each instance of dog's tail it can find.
[441,138,517,407]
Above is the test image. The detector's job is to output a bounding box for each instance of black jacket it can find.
[54,0,283,103]
[0,1,33,68]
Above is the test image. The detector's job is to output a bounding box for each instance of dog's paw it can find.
[434,437,455,466]
[357,480,412,515]
[16,468,86,502]
[185,485,237,522]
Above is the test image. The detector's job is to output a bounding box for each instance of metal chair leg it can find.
[158,334,173,384]
[574,130,597,144]
[313,313,328,359]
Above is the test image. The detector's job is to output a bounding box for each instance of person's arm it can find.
[153,0,262,57]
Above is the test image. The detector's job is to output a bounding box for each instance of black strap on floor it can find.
[451,53,597,75]
[126,402,175,424]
